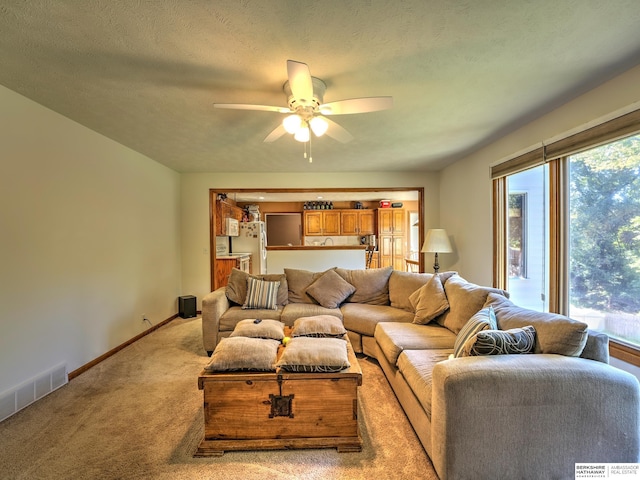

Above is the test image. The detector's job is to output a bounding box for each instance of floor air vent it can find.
[0,363,67,422]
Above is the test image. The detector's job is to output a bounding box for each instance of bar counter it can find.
[266,245,367,251]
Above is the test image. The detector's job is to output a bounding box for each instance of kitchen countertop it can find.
[216,253,251,259]
[266,245,367,251]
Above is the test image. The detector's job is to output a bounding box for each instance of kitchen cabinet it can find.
[378,209,406,270]
[340,210,375,235]
[304,209,373,236]
[303,210,340,236]
[378,208,405,235]
[216,200,243,236]
[214,254,251,290]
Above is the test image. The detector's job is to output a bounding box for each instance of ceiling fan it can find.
[214,60,393,144]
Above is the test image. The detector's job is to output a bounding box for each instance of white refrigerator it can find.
[231,221,267,274]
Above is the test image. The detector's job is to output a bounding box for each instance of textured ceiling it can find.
[2,1,640,173]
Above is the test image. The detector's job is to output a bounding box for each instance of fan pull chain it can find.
[302,137,312,163]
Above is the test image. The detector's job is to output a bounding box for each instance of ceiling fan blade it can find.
[287,60,314,105]
[319,97,393,115]
[214,103,290,113]
[264,124,287,143]
[323,117,354,143]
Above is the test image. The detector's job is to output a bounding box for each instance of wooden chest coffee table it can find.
[195,335,362,456]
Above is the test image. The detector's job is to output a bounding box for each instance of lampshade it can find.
[421,229,452,253]
[309,116,329,137]
[294,124,310,142]
[283,114,301,134]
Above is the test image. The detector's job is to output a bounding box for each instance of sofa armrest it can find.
[431,354,640,480]
[202,287,230,355]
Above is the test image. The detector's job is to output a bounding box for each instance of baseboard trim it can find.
[68,311,200,381]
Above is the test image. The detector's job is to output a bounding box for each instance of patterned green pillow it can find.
[454,306,497,358]
[242,277,280,310]
[461,325,536,356]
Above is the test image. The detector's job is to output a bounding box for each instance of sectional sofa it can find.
[201,266,640,480]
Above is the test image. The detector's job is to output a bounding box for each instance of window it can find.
[568,135,640,346]
[506,166,549,311]
[492,109,640,363]
[508,192,527,278]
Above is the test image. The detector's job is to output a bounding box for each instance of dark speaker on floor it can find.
[179,295,196,318]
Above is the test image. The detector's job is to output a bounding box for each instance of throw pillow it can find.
[204,337,279,372]
[409,274,450,325]
[305,269,356,308]
[226,268,289,306]
[229,318,285,340]
[291,315,347,338]
[453,306,497,358]
[484,292,589,356]
[335,266,393,305]
[460,326,536,356]
[285,268,336,304]
[276,337,350,373]
[436,274,509,334]
[242,277,280,310]
[388,270,432,312]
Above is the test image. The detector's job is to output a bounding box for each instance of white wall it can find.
[0,85,182,395]
[180,172,440,307]
[439,65,640,285]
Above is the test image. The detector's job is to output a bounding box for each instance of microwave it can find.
[225,218,239,236]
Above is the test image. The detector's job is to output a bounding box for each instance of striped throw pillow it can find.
[242,277,280,310]
[453,306,497,358]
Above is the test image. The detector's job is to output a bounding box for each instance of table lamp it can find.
[421,229,452,273]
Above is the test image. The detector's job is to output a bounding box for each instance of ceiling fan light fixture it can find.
[309,116,329,137]
[283,114,301,134]
[294,124,310,142]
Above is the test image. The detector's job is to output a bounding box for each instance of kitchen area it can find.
[212,190,421,290]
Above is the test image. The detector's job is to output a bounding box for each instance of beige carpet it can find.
[0,317,438,479]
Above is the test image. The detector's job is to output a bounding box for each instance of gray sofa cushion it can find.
[341,303,413,337]
[205,337,279,372]
[375,322,456,366]
[229,318,285,340]
[484,292,589,356]
[437,274,509,334]
[336,266,393,305]
[397,349,453,419]
[219,306,283,332]
[291,315,347,338]
[389,271,432,312]
[580,330,609,363]
[276,337,350,373]
[280,303,342,326]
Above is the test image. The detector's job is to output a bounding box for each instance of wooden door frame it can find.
[209,187,425,291]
